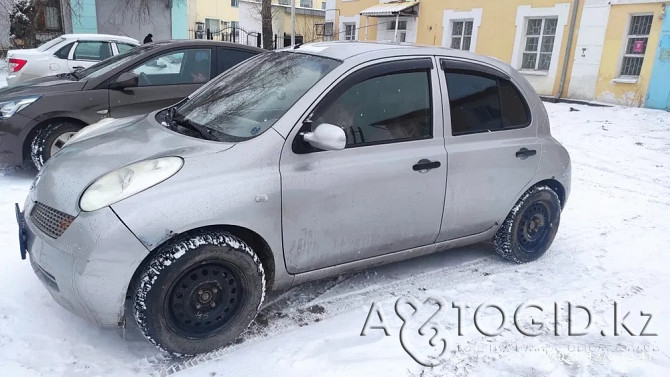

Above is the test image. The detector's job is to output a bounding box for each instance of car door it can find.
[67,41,113,71]
[437,59,541,242]
[280,58,447,274]
[108,47,214,118]
[50,41,74,74]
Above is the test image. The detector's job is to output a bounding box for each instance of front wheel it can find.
[133,231,266,356]
[493,185,561,263]
[30,122,83,170]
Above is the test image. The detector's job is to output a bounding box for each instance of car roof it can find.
[60,33,140,44]
[144,40,265,52]
[288,41,514,74]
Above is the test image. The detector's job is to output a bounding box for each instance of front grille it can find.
[29,202,76,239]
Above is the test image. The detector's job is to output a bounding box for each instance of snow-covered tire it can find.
[133,231,266,356]
[493,185,561,263]
[30,122,83,170]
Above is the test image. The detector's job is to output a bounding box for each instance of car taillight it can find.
[8,58,27,73]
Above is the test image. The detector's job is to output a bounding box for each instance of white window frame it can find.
[340,15,360,41]
[442,8,482,52]
[521,17,558,71]
[386,18,408,42]
[511,4,569,80]
[618,13,653,78]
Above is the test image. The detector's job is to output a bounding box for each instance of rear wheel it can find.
[133,231,266,356]
[493,185,561,263]
[30,122,83,170]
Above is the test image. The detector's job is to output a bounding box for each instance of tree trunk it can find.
[261,0,273,50]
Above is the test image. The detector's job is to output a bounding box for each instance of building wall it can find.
[336,0,378,41]
[172,0,188,39]
[0,0,10,52]
[72,0,98,34]
[646,3,670,110]
[239,0,325,45]
[193,0,240,30]
[567,0,610,100]
[595,2,664,106]
[414,0,579,96]
[95,0,173,41]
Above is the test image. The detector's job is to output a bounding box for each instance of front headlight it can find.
[0,96,41,118]
[80,157,183,212]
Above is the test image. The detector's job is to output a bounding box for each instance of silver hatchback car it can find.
[16,42,570,355]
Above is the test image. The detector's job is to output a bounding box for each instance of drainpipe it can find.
[557,0,579,100]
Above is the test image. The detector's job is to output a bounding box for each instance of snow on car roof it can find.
[59,34,140,45]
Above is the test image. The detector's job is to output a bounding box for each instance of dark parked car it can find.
[0,40,263,168]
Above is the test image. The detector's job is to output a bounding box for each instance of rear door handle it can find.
[515,148,537,160]
[413,159,441,173]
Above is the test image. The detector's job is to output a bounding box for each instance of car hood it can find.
[0,75,86,99]
[29,114,235,215]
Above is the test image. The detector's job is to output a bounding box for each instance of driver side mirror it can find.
[112,72,139,90]
[302,123,346,151]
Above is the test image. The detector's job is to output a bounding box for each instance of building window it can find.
[205,18,221,33]
[386,19,407,42]
[44,6,61,31]
[621,14,653,77]
[521,17,557,71]
[300,0,313,8]
[450,20,473,50]
[231,0,239,8]
[278,0,290,5]
[344,23,356,41]
[322,2,326,10]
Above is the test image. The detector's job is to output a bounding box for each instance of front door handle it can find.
[515,148,537,160]
[413,159,441,173]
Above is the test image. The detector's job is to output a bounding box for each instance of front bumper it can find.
[0,113,34,166]
[21,198,149,327]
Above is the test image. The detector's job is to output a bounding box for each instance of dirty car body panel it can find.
[20,42,571,328]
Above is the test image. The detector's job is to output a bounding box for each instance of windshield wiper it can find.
[167,106,219,141]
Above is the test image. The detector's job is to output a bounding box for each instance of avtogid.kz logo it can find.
[360,295,657,367]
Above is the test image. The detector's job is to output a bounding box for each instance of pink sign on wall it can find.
[633,40,645,53]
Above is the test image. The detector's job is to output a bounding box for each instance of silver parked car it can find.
[16,42,571,355]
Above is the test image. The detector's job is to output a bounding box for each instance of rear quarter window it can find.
[444,68,531,136]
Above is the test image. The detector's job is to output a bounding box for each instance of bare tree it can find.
[261,0,274,50]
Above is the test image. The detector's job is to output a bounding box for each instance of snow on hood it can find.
[29,114,235,215]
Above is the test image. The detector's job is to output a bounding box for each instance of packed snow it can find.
[0,103,669,376]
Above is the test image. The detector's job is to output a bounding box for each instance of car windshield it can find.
[172,52,340,142]
[77,44,155,80]
[36,37,65,52]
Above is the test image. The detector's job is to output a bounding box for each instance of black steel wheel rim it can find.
[165,261,244,339]
[517,202,551,253]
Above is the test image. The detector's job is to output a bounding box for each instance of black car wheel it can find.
[30,122,83,170]
[493,185,561,263]
[133,231,266,356]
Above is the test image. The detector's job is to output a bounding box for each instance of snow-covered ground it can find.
[1,103,668,376]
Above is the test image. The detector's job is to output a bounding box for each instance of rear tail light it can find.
[8,58,28,73]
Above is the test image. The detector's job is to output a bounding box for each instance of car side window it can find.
[54,42,74,59]
[218,48,257,72]
[444,66,530,136]
[131,49,212,87]
[116,43,136,55]
[310,69,432,148]
[73,41,112,61]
